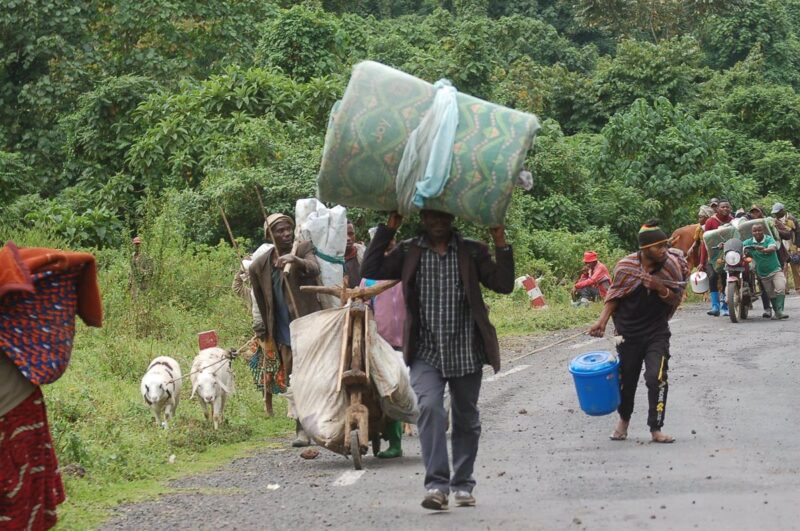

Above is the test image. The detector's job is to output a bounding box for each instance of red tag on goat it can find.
[198,330,218,350]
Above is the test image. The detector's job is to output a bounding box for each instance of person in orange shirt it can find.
[572,251,611,307]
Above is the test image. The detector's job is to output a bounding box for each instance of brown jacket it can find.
[361,225,514,373]
[249,241,322,340]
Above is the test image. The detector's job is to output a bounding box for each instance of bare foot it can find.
[610,418,629,440]
[650,431,675,443]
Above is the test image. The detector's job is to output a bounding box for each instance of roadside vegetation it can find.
[2,0,799,527]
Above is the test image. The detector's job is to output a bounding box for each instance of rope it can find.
[314,248,345,265]
[483,330,587,373]
[166,350,237,385]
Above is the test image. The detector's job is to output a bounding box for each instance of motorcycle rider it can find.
[742,223,789,320]
[699,199,734,316]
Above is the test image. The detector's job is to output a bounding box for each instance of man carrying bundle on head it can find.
[249,213,322,446]
[589,220,689,444]
[362,209,514,510]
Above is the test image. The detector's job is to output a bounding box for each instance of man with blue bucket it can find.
[588,220,689,443]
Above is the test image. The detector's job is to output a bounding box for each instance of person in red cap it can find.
[129,235,153,298]
[572,251,611,307]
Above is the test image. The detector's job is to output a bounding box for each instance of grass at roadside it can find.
[5,223,297,529]
[487,285,600,337]
[6,219,604,529]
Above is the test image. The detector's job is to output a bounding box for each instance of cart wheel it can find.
[350,429,363,470]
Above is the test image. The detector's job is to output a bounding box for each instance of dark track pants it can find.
[410,359,482,494]
[617,335,670,432]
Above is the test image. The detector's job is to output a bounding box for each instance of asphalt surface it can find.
[105,297,800,531]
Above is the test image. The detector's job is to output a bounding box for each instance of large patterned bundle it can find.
[317,61,540,226]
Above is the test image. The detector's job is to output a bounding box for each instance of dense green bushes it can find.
[3,0,799,281]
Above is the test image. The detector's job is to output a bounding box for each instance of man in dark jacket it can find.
[361,210,514,511]
[249,213,322,446]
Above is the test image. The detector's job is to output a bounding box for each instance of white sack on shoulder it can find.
[294,198,347,309]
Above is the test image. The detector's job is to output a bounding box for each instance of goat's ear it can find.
[189,381,198,400]
[218,379,231,394]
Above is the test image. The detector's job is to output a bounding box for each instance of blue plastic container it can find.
[569,351,620,416]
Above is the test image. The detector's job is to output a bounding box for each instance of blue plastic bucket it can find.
[569,351,620,416]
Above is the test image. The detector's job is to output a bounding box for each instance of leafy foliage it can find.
[255,4,346,82]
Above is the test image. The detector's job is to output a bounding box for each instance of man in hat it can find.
[688,205,715,264]
[771,203,797,270]
[129,235,153,298]
[572,251,611,306]
[709,198,720,214]
[249,213,322,446]
[743,222,789,320]
[771,203,800,294]
[589,220,688,444]
[362,210,514,510]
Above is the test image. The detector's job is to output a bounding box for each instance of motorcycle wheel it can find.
[726,282,740,323]
[740,292,749,320]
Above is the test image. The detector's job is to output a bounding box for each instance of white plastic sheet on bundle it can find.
[295,198,347,309]
[287,307,419,455]
[734,217,780,242]
[704,219,781,253]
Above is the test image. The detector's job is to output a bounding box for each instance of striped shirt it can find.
[415,236,484,378]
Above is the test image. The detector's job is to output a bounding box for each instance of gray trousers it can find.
[410,359,482,494]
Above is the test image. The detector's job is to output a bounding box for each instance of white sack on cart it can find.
[287,306,419,455]
[367,316,419,425]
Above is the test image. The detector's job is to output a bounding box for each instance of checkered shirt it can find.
[415,236,484,378]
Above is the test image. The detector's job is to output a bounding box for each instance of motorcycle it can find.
[723,238,760,323]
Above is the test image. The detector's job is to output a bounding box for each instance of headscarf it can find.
[263,213,294,240]
[698,205,714,218]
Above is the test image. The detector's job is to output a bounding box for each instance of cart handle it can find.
[301,280,400,302]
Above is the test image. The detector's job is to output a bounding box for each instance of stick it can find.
[336,303,352,394]
[219,205,244,262]
[253,186,301,318]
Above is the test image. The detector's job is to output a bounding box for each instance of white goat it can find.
[189,347,234,430]
[140,356,182,429]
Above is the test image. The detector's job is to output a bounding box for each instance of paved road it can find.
[106,297,800,530]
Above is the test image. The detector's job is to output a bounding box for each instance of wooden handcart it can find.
[301,280,399,469]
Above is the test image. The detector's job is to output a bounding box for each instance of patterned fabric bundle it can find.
[317,61,540,226]
[0,270,79,385]
[0,388,65,531]
[605,249,689,319]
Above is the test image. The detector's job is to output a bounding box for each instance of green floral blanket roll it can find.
[317,61,540,226]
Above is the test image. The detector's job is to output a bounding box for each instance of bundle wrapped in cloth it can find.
[733,217,781,242]
[704,219,781,253]
[286,306,418,455]
[294,198,347,309]
[317,61,540,226]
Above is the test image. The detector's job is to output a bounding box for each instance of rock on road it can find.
[105,298,800,530]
